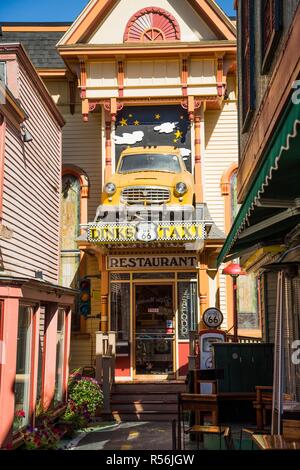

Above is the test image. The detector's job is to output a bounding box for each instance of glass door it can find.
[135,284,175,378]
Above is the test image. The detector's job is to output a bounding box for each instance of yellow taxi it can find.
[102,146,195,208]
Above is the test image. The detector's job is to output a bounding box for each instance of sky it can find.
[0,0,236,22]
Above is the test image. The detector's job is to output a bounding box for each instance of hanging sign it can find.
[88,222,205,244]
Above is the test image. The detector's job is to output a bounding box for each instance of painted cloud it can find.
[114,131,144,145]
[154,122,178,134]
[180,148,192,157]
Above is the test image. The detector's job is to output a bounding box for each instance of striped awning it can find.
[217,101,300,267]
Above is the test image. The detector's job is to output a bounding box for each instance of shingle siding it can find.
[0,31,65,68]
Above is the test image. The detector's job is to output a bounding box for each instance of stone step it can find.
[113,382,186,394]
[112,410,178,422]
[111,393,180,402]
[111,402,177,413]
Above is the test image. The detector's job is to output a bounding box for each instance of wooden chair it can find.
[253,386,273,430]
[177,393,226,449]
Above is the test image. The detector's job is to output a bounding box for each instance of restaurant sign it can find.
[88,222,205,244]
[107,255,197,270]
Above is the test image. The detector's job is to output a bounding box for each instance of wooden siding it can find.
[204,101,238,324]
[204,101,238,233]
[1,65,62,283]
[60,106,102,222]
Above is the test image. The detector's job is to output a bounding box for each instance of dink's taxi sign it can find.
[88,221,205,244]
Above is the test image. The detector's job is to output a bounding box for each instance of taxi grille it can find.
[121,186,170,204]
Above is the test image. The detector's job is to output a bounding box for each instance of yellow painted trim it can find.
[243,246,284,271]
[1,26,70,32]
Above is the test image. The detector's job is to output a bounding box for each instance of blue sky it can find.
[0,0,236,22]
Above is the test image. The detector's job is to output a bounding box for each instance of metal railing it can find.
[227,334,262,344]
[95,331,116,415]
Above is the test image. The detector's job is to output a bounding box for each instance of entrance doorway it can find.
[135,284,175,378]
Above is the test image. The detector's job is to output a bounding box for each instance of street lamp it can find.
[222,263,247,342]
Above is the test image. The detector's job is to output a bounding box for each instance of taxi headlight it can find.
[105,183,116,195]
[175,182,188,196]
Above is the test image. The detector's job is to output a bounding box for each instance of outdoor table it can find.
[252,434,300,450]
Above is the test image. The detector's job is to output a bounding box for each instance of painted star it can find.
[180,115,185,120]
[128,114,133,118]
[174,130,183,139]
[134,120,140,126]
[119,117,128,126]
[155,114,161,120]
[173,139,178,143]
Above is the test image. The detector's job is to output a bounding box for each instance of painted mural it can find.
[114,105,192,172]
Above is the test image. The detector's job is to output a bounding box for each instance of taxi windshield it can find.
[118,154,181,174]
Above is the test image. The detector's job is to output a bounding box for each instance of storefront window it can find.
[110,283,130,341]
[178,282,198,340]
[54,309,66,405]
[14,305,33,431]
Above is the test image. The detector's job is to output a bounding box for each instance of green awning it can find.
[217,101,300,267]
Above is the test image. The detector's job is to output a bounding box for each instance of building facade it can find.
[218,0,300,432]
[0,44,75,448]
[0,0,247,383]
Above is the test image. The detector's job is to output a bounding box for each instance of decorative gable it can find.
[124,7,181,42]
[58,0,236,46]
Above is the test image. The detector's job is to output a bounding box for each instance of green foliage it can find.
[62,373,103,430]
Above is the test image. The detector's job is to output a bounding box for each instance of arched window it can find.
[124,8,181,43]
[60,168,89,331]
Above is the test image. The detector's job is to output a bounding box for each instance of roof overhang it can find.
[218,101,300,267]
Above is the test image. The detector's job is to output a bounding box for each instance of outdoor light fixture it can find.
[222,263,247,342]
[21,124,33,143]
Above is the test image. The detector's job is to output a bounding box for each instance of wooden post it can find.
[194,109,203,203]
[42,304,58,411]
[198,253,209,328]
[102,356,112,415]
[95,331,104,383]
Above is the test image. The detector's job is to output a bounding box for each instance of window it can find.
[14,305,34,431]
[261,0,283,73]
[0,62,6,85]
[230,168,260,330]
[54,309,66,405]
[230,170,239,224]
[60,174,81,330]
[36,306,46,403]
[241,0,256,130]
[110,283,130,342]
[118,154,181,174]
[178,282,198,340]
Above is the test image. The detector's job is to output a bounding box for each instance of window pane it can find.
[178,282,198,340]
[61,175,80,251]
[110,283,130,341]
[14,306,33,431]
[237,274,259,329]
[36,306,46,402]
[54,309,66,405]
[0,62,6,84]
[133,272,175,280]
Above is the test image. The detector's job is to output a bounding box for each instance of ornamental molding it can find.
[124,7,181,43]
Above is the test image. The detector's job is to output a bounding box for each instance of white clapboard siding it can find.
[204,101,238,232]
[59,105,102,222]
[203,101,238,325]
[1,64,61,283]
